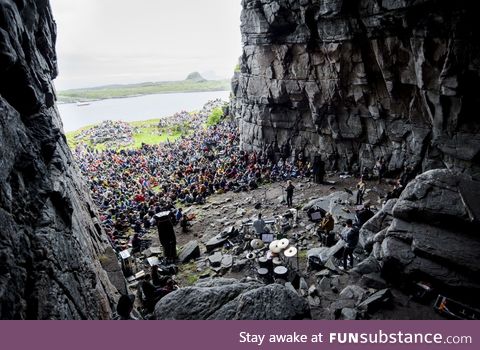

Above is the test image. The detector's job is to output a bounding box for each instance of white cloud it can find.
[50,0,242,89]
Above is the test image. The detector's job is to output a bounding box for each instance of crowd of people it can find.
[73,100,313,252]
[74,120,134,147]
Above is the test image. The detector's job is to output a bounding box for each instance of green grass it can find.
[178,262,202,286]
[66,118,185,151]
[58,79,231,103]
[206,107,224,127]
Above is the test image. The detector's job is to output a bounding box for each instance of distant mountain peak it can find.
[185,72,206,82]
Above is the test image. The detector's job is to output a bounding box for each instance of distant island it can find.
[57,72,231,103]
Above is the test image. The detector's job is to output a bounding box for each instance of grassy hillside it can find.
[66,119,185,151]
[58,79,231,103]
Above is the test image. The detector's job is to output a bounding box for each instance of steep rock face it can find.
[362,170,480,303]
[0,0,121,319]
[232,0,480,178]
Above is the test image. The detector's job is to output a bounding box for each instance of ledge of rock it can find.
[155,278,311,320]
[363,170,480,304]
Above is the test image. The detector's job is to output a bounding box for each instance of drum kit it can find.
[250,239,264,250]
[251,236,299,282]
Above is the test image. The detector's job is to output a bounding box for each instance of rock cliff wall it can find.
[0,0,121,319]
[232,0,480,178]
[359,170,480,303]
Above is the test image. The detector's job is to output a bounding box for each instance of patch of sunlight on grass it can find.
[66,118,185,151]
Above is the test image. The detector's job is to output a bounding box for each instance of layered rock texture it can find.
[359,170,480,303]
[0,0,121,319]
[232,0,480,178]
[155,278,311,320]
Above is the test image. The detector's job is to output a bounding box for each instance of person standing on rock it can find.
[356,177,366,205]
[355,203,374,227]
[375,157,386,184]
[312,155,325,184]
[339,219,359,270]
[286,180,295,207]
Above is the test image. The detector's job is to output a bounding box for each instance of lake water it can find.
[58,90,231,132]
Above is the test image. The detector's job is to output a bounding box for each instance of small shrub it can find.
[206,107,224,126]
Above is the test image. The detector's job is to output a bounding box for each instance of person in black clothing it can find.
[400,166,415,187]
[115,294,139,320]
[375,157,387,184]
[312,155,325,184]
[286,180,295,207]
[355,204,374,227]
[131,233,142,254]
[339,219,359,270]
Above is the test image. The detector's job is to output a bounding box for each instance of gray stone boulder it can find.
[205,234,228,252]
[209,284,311,320]
[303,192,355,222]
[392,170,480,227]
[155,279,261,320]
[360,273,388,290]
[339,285,367,304]
[308,240,346,266]
[351,255,381,275]
[359,199,397,251]
[340,308,358,320]
[379,170,480,301]
[358,289,394,313]
[178,240,200,263]
[155,278,310,320]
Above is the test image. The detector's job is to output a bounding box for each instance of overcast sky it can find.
[50,0,242,90]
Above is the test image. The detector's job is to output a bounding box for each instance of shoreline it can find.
[57,88,232,105]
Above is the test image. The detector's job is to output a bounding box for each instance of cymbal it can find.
[250,239,264,250]
[269,240,282,254]
[284,246,298,257]
[278,238,290,250]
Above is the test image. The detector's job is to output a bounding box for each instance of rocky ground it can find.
[126,173,446,320]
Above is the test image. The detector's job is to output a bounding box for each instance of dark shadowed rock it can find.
[210,284,310,320]
[205,234,228,252]
[379,170,480,301]
[154,279,260,320]
[0,0,119,319]
[358,289,393,313]
[351,255,381,275]
[360,273,388,290]
[178,240,200,263]
[329,299,356,319]
[154,278,310,320]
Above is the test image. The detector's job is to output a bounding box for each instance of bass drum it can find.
[273,266,288,280]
